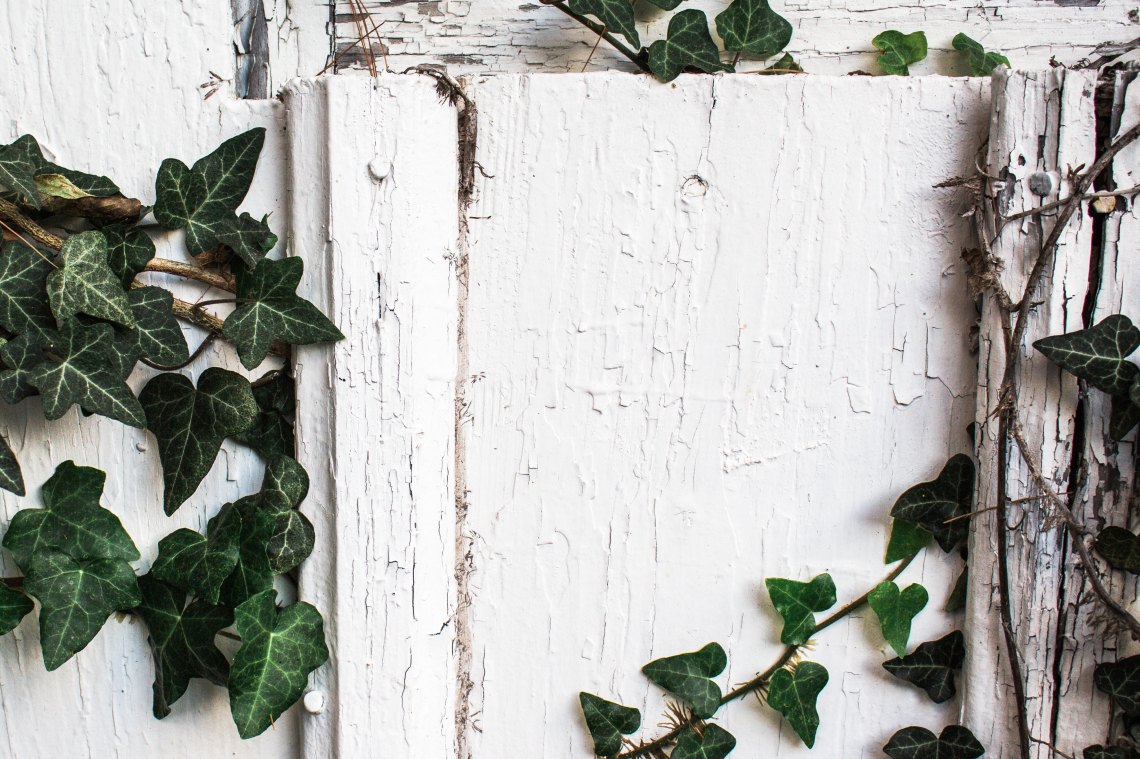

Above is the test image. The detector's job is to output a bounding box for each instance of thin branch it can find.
[541,1,652,74]
[141,259,234,292]
[997,182,1140,228]
[0,197,64,250]
[140,333,218,371]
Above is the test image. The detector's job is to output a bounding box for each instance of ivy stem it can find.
[140,259,235,293]
[540,1,652,74]
[0,198,64,251]
[616,552,919,759]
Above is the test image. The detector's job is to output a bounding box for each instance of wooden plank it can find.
[286,74,462,759]
[461,72,989,757]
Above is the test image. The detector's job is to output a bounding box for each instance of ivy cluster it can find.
[546,0,1009,81]
[0,128,342,737]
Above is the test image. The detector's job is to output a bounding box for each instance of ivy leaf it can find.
[233,371,295,458]
[765,52,803,73]
[566,0,640,49]
[222,257,344,370]
[135,575,232,718]
[0,584,33,635]
[644,0,684,9]
[1034,315,1140,397]
[35,173,90,201]
[46,231,135,328]
[873,30,928,75]
[140,368,257,514]
[121,287,189,367]
[578,693,641,757]
[951,33,1009,76]
[671,725,737,759]
[647,10,734,83]
[2,460,139,570]
[889,454,975,552]
[765,573,836,645]
[767,661,828,747]
[266,511,315,575]
[885,519,933,563]
[234,455,313,574]
[0,135,43,208]
[715,0,792,58]
[1110,394,1140,441]
[154,128,269,259]
[0,334,46,404]
[101,224,155,287]
[882,630,965,703]
[883,725,985,759]
[215,212,277,270]
[1095,655,1140,715]
[641,642,727,718]
[151,504,242,605]
[1095,527,1140,573]
[24,549,140,671]
[1083,746,1133,759]
[869,581,929,655]
[0,432,22,496]
[0,241,56,344]
[28,319,146,427]
[944,569,967,613]
[228,590,329,739]
[220,498,275,607]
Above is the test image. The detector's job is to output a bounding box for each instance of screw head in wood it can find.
[303,690,326,714]
[1027,171,1055,197]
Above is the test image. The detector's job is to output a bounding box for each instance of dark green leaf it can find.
[151,504,242,605]
[715,0,792,58]
[24,549,140,671]
[0,334,46,404]
[641,642,727,718]
[884,725,985,759]
[266,510,315,574]
[766,662,828,747]
[140,368,257,514]
[220,498,275,607]
[944,569,967,613]
[952,33,1010,77]
[578,692,641,756]
[1083,746,1133,759]
[882,630,965,703]
[28,319,146,427]
[885,519,932,563]
[255,454,309,513]
[0,431,23,496]
[121,287,189,367]
[566,0,640,48]
[1034,315,1140,396]
[46,231,135,328]
[232,371,295,458]
[1096,527,1140,573]
[873,30,928,75]
[671,725,736,759]
[889,454,975,552]
[765,52,802,73]
[2,460,139,570]
[0,135,43,208]
[1110,394,1140,440]
[643,0,684,9]
[869,581,928,655]
[216,212,277,270]
[228,590,329,739]
[0,584,33,635]
[135,575,232,719]
[232,455,313,575]
[765,573,836,645]
[153,129,268,259]
[1095,655,1140,716]
[101,224,155,287]
[0,241,56,344]
[647,10,733,82]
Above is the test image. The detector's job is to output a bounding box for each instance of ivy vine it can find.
[0,128,342,738]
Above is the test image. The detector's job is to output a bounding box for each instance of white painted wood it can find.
[961,68,1100,757]
[335,0,1134,76]
[460,72,988,757]
[285,74,462,759]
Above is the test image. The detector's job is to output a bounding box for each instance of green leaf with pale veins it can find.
[28,319,146,427]
[1095,527,1140,573]
[0,584,33,635]
[765,573,836,645]
[1034,315,1140,396]
[671,725,737,759]
[0,432,22,496]
[765,52,802,73]
[869,581,928,655]
[233,371,295,458]
[944,569,967,613]
[641,642,726,718]
[0,241,56,344]
[222,257,344,370]
[766,662,828,748]
[215,212,277,269]
[140,368,257,514]
[883,725,985,759]
[647,10,733,83]
[0,334,46,404]
[715,0,792,58]
[221,497,275,607]
[135,575,232,719]
[566,0,640,49]
[889,454,975,552]
[1095,655,1140,715]
[101,224,155,287]
[228,590,329,739]
[154,128,269,259]
[579,693,641,756]
[2,460,138,570]
[24,549,140,671]
[46,231,135,328]
[952,33,1009,77]
[885,519,932,563]
[1110,394,1140,441]
[0,135,43,208]
[883,630,965,703]
[873,30,928,75]
[1083,746,1133,759]
[121,287,189,367]
[151,504,242,605]
[235,455,314,574]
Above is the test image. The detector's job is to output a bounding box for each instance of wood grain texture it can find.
[333,0,1135,75]
[460,72,988,757]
